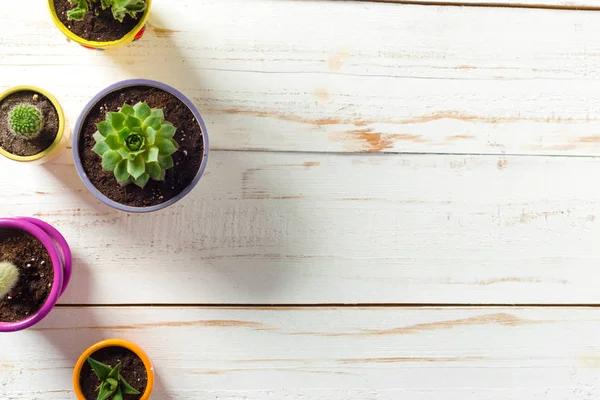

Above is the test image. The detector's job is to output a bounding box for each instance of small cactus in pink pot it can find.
[0,217,72,332]
[0,262,19,299]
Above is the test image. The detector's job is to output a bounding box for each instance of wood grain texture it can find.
[1,151,600,304]
[4,306,600,399]
[3,1,600,155]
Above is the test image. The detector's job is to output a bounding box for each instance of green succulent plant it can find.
[87,357,140,400]
[9,104,43,138]
[0,262,19,299]
[67,0,146,23]
[92,102,179,188]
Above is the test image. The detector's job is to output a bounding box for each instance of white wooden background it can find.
[3,0,600,398]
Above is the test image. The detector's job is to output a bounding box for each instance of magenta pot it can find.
[0,217,72,332]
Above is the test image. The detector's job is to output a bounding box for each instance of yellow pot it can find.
[73,339,155,400]
[47,0,152,50]
[0,86,67,164]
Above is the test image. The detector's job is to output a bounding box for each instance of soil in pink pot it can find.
[0,229,53,322]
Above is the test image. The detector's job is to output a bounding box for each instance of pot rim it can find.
[73,338,154,400]
[0,217,64,332]
[72,79,209,213]
[47,0,152,49]
[0,86,66,163]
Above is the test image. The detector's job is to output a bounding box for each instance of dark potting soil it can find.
[79,86,205,207]
[53,0,145,42]
[0,91,59,157]
[80,346,147,400]
[0,229,53,323]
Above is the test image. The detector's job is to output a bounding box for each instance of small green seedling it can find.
[87,357,140,400]
[9,104,43,138]
[0,262,19,299]
[92,102,179,188]
[68,0,146,22]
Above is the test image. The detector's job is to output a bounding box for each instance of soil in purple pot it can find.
[79,346,148,400]
[78,86,205,208]
[53,0,146,42]
[0,91,59,157]
[0,229,53,322]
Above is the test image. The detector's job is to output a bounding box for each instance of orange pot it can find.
[73,339,154,400]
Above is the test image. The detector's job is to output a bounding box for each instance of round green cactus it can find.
[9,104,43,138]
[0,262,19,299]
[92,102,179,189]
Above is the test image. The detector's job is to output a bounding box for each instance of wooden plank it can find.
[4,1,600,155]
[3,306,600,399]
[3,151,600,304]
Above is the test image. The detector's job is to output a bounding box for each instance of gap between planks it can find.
[345,0,600,11]
[209,148,600,159]
[55,303,600,309]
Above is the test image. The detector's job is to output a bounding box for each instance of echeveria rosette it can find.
[92,102,179,189]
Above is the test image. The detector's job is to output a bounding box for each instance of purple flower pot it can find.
[0,217,72,332]
[72,79,210,213]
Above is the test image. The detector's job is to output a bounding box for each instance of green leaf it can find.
[67,7,86,20]
[155,138,177,156]
[118,127,132,142]
[150,108,164,119]
[93,131,105,143]
[66,0,88,21]
[157,123,176,139]
[107,112,126,130]
[133,173,150,188]
[114,159,130,183]
[102,150,122,172]
[111,6,126,22]
[127,155,145,179]
[125,0,146,12]
[133,102,151,120]
[97,121,115,137]
[145,146,159,163]
[111,0,146,20]
[142,116,162,131]
[108,363,121,379]
[146,127,157,145]
[101,0,112,10]
[97,382,110,400]
[113,387,124,400]
[98,382,117,400]
[87,357,112,381]
[92,141,110,156]
[124,115,142,129]
[170,138,180,151]
[120,104,134,116]
[121,376,141,395]
[146,162,162,180]
[117,177,132,187]
[104,133,122,150]
[106,377,118,390]
[118,148,135,161]
[129,149,146,157]
[158,155,174,170]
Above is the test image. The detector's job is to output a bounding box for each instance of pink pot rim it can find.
[0,217,71,332]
